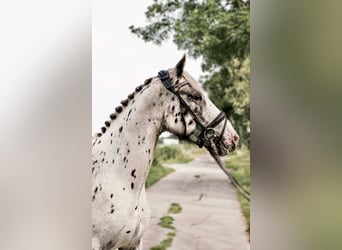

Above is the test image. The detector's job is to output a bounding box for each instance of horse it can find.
[92,55,239,250]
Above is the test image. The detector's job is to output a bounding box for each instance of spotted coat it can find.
[92,56,238,250]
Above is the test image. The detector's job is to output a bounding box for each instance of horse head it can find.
[161,55,239,156]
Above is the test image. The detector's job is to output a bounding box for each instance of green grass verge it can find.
[155,143,205,164]
[224,147,250,234]
[146,143,205,189]
[145,161,174,189]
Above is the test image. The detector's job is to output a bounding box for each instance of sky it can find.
[92,0,203,133]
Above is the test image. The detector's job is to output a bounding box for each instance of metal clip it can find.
[204,128,216,140]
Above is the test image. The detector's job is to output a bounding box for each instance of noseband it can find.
[158,70,228,150]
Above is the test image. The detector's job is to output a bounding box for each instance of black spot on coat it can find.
[131,169,136,178]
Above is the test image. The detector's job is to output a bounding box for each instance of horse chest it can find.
[92,173,151,247]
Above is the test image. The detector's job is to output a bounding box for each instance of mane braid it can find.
[105,120,111,127]
[120,99,129,106]
[94,78,153,138]
[115,106,123,113]
[144,77,152,85]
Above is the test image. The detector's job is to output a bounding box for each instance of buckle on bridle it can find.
[204,128,216,140]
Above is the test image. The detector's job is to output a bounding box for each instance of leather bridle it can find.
[158,70,228,150]
[158,70,250,202]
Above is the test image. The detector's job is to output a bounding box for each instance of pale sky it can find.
[92,0,203,133]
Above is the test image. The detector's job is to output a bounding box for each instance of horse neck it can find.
[93,81,167,197]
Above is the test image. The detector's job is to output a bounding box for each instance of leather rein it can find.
[158,70,250,202]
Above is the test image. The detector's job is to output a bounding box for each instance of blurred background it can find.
[0,0,341,250]
[92,1,203,134]
[93,1,250,248]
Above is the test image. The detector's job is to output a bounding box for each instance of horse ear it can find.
[175,54,186,78]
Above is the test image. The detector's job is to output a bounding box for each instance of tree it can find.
[130,0,250,146]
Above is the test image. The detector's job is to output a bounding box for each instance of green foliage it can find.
[154,145,192,164]
[168,202,182,214]
[150,237,173,250]
[159,215,175,230]
[130,0,250,146]
[204,57,250,146]
[146,161,174,188]
[146,144,204,188]
[224,148,250,233]
[151,202,181,249]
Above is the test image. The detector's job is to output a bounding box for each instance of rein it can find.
[158,70,250,202]
[209,146,250,202]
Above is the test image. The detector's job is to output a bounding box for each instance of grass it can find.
[224,147,250,234]
[168,202,182,214]
[158,215,175,230]
[146,143,205,188]
[150,237,174,250]
[151,203,182,250]
[154,143,205,164]
[145,161,174,188]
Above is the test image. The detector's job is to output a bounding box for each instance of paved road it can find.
[143,153,250,250]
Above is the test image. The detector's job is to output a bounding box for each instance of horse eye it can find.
[192,95,202,101]
[187,94,202,101]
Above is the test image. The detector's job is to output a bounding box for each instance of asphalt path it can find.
[143,153,250,250]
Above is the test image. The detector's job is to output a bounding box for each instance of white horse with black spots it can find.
[92,55,239,250]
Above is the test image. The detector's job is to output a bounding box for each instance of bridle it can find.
[158,70,250,202]
[158,70,228,150]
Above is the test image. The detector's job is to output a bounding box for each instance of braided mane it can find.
[94,77,153,139]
